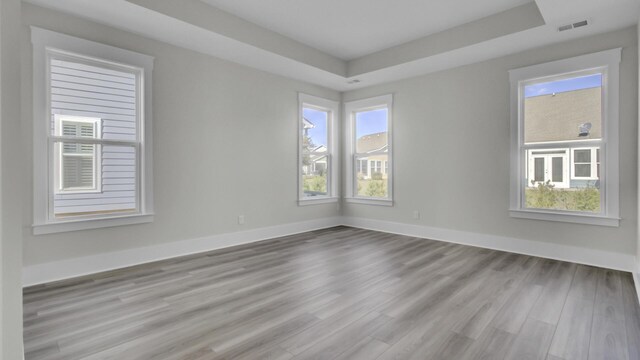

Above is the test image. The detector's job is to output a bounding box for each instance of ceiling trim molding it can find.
[22,0,640,91]
[126,0,348,77]
[347,2,545,76]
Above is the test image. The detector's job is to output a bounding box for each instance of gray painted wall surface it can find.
[2,0,24,357]
[18,7,639,274]
[21,3,340,266]
[343,27,638,256]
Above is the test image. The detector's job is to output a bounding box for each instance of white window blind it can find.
[59,120,98,190]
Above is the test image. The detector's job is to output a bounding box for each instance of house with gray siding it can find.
[525,86,601,189]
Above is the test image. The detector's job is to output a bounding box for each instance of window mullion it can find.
[522,140,603,150]
[50,135,138,147]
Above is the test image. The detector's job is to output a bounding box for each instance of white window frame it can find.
[298,93,339,206]
[345,94,393,206]
[509,48,620,227]
[372,160,382,174]
[31,27,155,234]
[54,115,102,194]
[571,147,599,180]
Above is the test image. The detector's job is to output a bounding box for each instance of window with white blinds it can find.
[32,27,154,234]
[55,116,100,191]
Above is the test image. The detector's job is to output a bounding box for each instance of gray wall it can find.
[9,3,640,357]
[343,27,638,256]
[21,3,340,267]
[18,7,640,271]
[2,0,24,357]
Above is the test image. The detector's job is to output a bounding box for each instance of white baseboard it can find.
[24,215,637,287]
[341,217,636,272]
[23,216,343,287]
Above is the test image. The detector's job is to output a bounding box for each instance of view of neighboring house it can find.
[51,58,138,217]
[525,86,601,189]
[306,145,327,175]
[356,132,389,179]
[301,116,327,176]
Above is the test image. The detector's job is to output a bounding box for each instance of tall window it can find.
[32,28,154,234]
[298,94,339,205]
[509,49,620,226]
[345,95,393,205]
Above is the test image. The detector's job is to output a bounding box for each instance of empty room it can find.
[2,0,640,359]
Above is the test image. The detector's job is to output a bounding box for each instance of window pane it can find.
[355,109,388,153]
[356,154,388,198]
[62,152,94,189]
[50,58,137,141]
[552,157,563,182]
[526,151,600,213]
[575,164,591,177]
[302,108,328,153]
[574,149,591,163]
[523,72,602,213]
[62,121,95,138]
[357,159,368,177]
[302,154,328,197]
[524,73,602,143]
[53,142,137,218]
[526,184,600,213]
[63,142,95,155]
[596,148,601,178]
[534,158,544,182]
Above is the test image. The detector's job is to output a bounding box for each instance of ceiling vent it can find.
[558,20,589,32]
[347,79,361,84]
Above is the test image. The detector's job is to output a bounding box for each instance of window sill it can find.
[509,209,619,227]
[33,213,154,235]
[298,197,339,206]
[345,197,393,206]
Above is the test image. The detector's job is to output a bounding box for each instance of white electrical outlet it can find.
[238,215,245,225]
[413,210,420,220]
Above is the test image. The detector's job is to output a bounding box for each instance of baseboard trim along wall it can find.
[22,216,343,287]
[24,215,637,287]
[341,217,637,273]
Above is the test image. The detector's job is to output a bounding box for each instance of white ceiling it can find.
[25,0,640,91]
[199,0,532,60]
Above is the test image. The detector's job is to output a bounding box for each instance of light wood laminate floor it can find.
[24,226,640,360]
